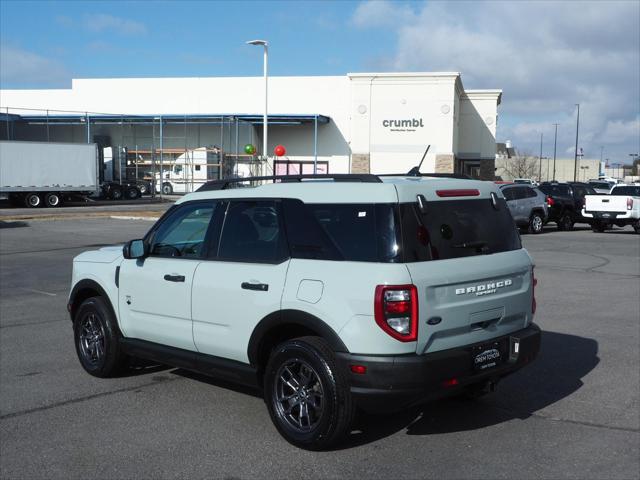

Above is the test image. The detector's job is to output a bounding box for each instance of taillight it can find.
[627,198,633,210]
[546,196,555,207]
[531,267,537,316]
[374,285,418,342]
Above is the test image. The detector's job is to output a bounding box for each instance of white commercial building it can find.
[0,72,502,180]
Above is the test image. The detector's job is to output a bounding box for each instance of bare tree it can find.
[497,151,540,180]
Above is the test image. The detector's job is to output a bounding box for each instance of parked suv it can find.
[499,184,548,234]
[538,182,596,230]
[68,174,541,449]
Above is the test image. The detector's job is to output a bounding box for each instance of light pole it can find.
[630,153,639,177]
[247,39,269,174]
[580,165,589,182]
[538,132,544,182]
[573,103,580,182]
[552,123,559,181]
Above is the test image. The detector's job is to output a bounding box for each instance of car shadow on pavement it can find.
[0,220,29,229]
[337,330,599,450]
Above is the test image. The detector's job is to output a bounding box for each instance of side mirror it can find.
[123,239,148,259]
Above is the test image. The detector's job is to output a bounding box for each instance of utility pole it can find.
[552,123,559,181]
[538,132,543,182]
[573,104,580,182]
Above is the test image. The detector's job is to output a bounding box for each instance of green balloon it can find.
[244,144,256,155]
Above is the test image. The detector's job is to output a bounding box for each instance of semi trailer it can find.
[0,141,141,207]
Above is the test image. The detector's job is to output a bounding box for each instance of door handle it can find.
[164,274,185,282]
[241,282,269,292]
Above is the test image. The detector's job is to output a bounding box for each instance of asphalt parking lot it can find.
[1,217,638,479]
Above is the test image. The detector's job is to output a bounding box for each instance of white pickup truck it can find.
[582,185,640,233]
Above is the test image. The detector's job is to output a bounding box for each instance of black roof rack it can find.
[378,172,473,180]
[196,174,383,192]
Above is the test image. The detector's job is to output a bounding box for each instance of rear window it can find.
[611,186,640,196]
[400,199,521,262]
[539,184,570,196]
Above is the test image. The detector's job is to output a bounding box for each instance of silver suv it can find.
[68,174,541,450]
[500,184,549,234]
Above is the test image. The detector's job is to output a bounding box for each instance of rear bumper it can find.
[337,323,541,413]
[583,209,635,221]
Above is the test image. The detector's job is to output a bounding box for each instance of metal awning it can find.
[11,113,330,126]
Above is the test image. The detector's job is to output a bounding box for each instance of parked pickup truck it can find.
[582,185,640,233]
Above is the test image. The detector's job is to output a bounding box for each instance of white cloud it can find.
[351,0,416,28]
[352,0,640,162]
[83,14,147,35]
[0,45,71,88]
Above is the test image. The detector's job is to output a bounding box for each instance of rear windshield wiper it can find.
[452,240,487,249]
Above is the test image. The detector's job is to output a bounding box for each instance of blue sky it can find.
[1,0,639,163]
[0,1,394,81]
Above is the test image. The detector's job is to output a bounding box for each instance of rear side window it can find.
[539,184,570,196]
[526,187,538,198]
[217,200,288,263]
[501,187,516,201]
[282,200,400,263]
[400,199,521,262]
[611,186,640,196]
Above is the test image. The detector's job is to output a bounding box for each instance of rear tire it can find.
[44,192,62,208]
[264,336,355,450]
[125,186,141,200]
[24,193,42,208]
[73,296,127,378]
[557,213,574,231]
[109,187,123,200]
[528,212,544,234]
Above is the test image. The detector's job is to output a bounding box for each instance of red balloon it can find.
[274,145,286,156]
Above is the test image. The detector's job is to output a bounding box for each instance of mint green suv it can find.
[68,174,541,450]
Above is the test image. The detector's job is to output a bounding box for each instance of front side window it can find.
[217,200,288,263]
[148,202,216,258]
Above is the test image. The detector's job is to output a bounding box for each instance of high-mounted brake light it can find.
[374,285,418,342]
[627,197,633,210]
[436,189,480,198]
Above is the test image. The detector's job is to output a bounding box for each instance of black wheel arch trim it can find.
[68,279,118,329]
[247,309,349,366]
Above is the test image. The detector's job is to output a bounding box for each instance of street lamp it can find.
[573,103,580,181]
[580,165,589,182]
[246,39,269,174]
[552,123,559,181]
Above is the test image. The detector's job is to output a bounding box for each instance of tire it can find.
[73,296,127,378]
[557,213,574,231]
[591,221,606,233]
[138,183,148,195]
[110,187,123,200]
[264,336,355,450]
[528,212,544,234]
[634,220,640,234]
[44,192,62,208]
[24,193,42,208]
[162,183,173,195]
[125,186,141,200]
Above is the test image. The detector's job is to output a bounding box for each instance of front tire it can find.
[162,183,173,195]
[528,212,544,234]
[73,297,127,377]
[264,336,355,450]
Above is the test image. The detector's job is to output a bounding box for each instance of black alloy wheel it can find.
[264,336,355,450]
[73,297,127,377]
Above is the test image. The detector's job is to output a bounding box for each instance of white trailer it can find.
[0,141,141,207]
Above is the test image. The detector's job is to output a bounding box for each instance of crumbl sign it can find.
[382,118,425,132]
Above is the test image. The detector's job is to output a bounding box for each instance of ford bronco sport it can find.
[68,174,541,449]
